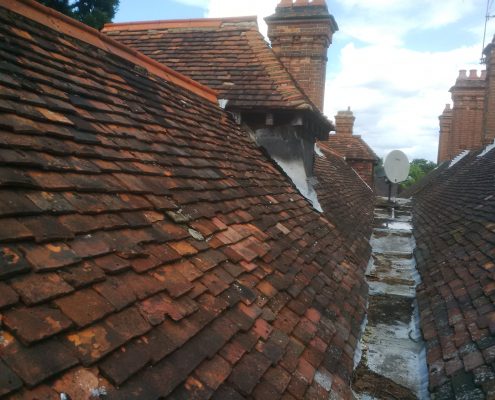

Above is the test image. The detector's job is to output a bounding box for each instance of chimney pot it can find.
[277,0,293,7]
[294,0,309,6]
[469,69,478,79]
[458,70,467,80]
[311,0,327,5]
[481,70,487,79]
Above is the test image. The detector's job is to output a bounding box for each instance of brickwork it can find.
[320,109,378,188]
[484,40,495,143]
[266,0,338,110]
[335,108,355,136]
[440,70,486,162]
[348,161,374,187]
[438,36,495,161]
[438,104,453,163]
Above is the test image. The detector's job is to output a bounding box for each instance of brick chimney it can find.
[265,0,338,110]
[483,36,495,144]
[448,69,485,159]
[438,104,453,164]
[335,107,355,136]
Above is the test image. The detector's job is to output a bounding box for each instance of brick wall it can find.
[447,70,486,160]
[348,160,374,188]
[266,1,338,110]
[335,108,355,136]
[438,104,453,163]
[484,43,495,144]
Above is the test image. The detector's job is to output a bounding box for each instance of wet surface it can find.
[353,198,429,400]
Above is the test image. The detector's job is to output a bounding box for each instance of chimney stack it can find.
[438,104,453,164]
[335,107,355,136]
[483,35,495,143]
[265,0,339,110]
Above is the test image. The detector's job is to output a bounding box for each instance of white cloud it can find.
[175,0,486,161]
[205,0,278,35]
[325,43,481,161]
[334,0,478,48]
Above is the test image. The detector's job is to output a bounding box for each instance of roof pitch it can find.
[320,135,378,162]
[314,146,374,261]
[0,1,367,398]
[411,146,495,399]
[102,17,325,114]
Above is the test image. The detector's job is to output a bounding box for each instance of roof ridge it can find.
[2,0,218,103]
[103,16,259,32]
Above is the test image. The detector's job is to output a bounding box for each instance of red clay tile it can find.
[22,242,80,271]
[229,352,272,395]
[220,341,247,365]
[3,305,73,344]
[93,276,137,311]
[254,318,273,341]
[264,366,292,394]
[0,282,19,309]
[10,272,73,305]
[99,338,151,385]
[151,265,194,298]
[130,254,162,273]
[0,246,31,279]
[54,288,114,327]
[138,292,185,324]
[195,355,232,390]
[93,253,131,274]
[0,359,23,397]
[58,261,105,288]
[169,240,199,256]
[1,336,78,387]
[0,218,32,242]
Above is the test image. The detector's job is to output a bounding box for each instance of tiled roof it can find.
[0,1,367,399]
[412,146,495,399]
[314,146,374,261]
[320,135,378,162]
[102,18,327,116]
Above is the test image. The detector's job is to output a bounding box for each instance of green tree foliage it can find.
[401,158,437,188]
[37,0,119,30]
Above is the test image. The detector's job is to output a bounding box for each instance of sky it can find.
[115,0,495,162]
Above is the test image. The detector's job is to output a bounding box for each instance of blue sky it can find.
[115,0,494,162]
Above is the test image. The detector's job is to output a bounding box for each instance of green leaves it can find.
[37,0,120,30]
[401,158,437,188]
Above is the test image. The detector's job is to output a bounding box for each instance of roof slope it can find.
[314,146,374,262]
[320,135,378,162]
[102,18,321,112]
[412,146,495,399]
[0,2,367,399]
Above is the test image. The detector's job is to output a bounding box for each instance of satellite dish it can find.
[384,150,410,183]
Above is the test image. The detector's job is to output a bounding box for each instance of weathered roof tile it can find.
[3,305,73,344]
[411,145,495,398]
[0,2,370,398]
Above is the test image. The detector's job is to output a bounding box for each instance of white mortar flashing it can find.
[273,157,323,212]
[478,139,495,158]
[449,150,470,168]
[314,143,326,158]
